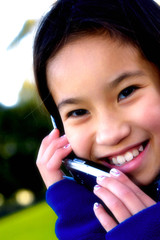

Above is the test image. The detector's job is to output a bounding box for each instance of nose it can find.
[96,114,131,146]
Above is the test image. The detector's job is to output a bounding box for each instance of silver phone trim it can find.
[65,159,110,177]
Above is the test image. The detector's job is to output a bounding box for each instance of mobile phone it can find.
[50,116,110,190]
[63,158,110,190]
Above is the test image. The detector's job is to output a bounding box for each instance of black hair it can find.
[33,0,160,133]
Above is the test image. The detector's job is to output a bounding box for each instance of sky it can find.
[0,0,55,107]
[0,0,160,107]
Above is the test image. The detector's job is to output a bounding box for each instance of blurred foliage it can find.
[7,19,37,50]
[0,81,52,200]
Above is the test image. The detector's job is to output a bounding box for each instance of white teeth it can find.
[117,156,125,164]
[139,145,143,152]
[112,157,118,165]
[111,144,144,166]
[132,149,139,157]
[124,152,133,162]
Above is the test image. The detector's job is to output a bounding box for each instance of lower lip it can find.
[100,142,150,174]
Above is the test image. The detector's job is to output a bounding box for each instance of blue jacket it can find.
[46,178,160,240]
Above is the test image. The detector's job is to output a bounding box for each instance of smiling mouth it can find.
[100,141,149,167]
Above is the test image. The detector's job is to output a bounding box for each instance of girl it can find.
[34,0,160,239]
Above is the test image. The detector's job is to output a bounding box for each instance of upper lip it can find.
[98,140,148,160]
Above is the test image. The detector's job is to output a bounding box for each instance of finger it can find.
[94,184,132,223]
[44,144,72,187]
[37,129,60,160]
[109,169,156,207]
[47,143,72,170]
[36,143,72,188]
[93,202,117,232]
[37,134,69,165]
[97,176,146,215]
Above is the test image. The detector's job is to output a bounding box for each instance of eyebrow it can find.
[57,98,83,110]
[109,71,144,88]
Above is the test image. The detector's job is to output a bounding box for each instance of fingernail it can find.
[97,175,106,182]
[63,143,71,149]
[94,184,101,191]
[110,168,120,176]
[60,134,66,138]
[94,202,100,210]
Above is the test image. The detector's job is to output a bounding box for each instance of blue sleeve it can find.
[106,202,160,240]
[46,179,160,240]
[46,178,106,240]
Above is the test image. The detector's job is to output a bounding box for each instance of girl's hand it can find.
[36,129,72,188]
[93,169,156,232]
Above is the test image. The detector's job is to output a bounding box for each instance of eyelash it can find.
[67,109,89,118]
[118,85,140,102]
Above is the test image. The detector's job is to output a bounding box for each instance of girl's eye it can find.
[118,85,139,102]
[67,109,89,118]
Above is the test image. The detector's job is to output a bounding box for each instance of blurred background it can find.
[0,0,57,239]
[0,0,160,239]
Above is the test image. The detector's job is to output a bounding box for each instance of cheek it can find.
[133,99,160,135]
[64,126,92,159]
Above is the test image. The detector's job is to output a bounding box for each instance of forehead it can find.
[46,35,139,88]
[47,35,112,79]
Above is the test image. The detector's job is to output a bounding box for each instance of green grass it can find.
[0,201,58,240]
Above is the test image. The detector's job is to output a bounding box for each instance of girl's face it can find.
[47,35,160,186]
